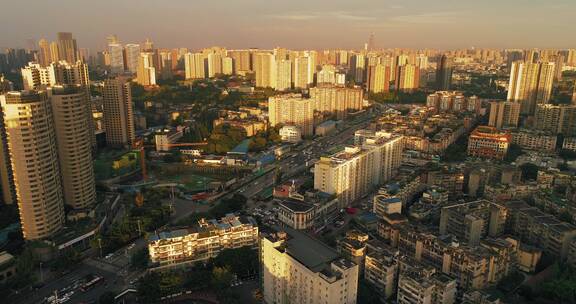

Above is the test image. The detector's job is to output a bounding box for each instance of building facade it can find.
[261,229,359,304]
[102,77,135,148]
[467,126,511,160]
[0,91,65,240]
[148,214,258,268]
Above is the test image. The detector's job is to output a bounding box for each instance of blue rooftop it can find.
[317,120,336,127]
[230,139,252,154]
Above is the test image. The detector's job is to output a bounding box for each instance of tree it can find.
[206,124,247,154]
[505,144,523,163]
[520,163,539,181]
[210,194,247,218]
[131,247,149,270]
[183,265,212,290]
[249,136,267,152]
[211,266,233,290]
[99,291,116,304]
[539,264,576,303]
[559,149,576,161]
[137,272,163,303]
[159,272,183,295]
[0,204,20,230]
[213,247,259,277]
[442,136,468,162]
[558,211,573,223]
[268,126,282,143]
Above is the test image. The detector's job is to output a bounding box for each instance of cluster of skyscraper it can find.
[0,33,136,242]
[180,47,454,93]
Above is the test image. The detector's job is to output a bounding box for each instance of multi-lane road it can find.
[16,240,147,304]
[14,116,372,304]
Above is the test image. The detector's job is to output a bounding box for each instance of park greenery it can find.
[559,149,576,161]
[442,136,468,162]
[205,124,247,154]
[519,263,576,303]
[504,144,524,163]
[0,204,19,230]
[0,246,39,298]
[136,246,258,303]
[98,291,116,304]
[98,188,171,254]
[452,74,508,99]
[204,123,282,154]
[130,247,150,270]
[176,193,247,227]
[520,163,539,181]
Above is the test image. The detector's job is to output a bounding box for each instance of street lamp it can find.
[98,238,103,258]
[39,262,43,283]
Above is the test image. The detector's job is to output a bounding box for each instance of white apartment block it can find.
[314,132,404,206]
[261,229,359,304]
[148,214,258,269]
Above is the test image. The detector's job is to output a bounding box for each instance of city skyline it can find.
[1,2,576,303]
[1,0,576,51]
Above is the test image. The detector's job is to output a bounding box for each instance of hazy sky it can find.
[1,0,575,51]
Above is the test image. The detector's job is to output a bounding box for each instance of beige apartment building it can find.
[534,104,576,136]
[364,242,400,300]
[102,77,135,148]
[488,101,521,129]
[268,94,315,137]
[309,85,363,120]
[148,214,258,268]
[439,200,507,246]
[261,229,359,304]
[467,126,511,160]
[367,64,391,93]
[314,132,404,206]
[254,53,276,88]
[0,91,65,240]
[275,59,292,91]
[507,61,555,115]
[510,129,557,152]
[184,52,206,79]
[48,85,96,209]
[395,64,420,92]
[397,267,457,304]
[136,52,157,86]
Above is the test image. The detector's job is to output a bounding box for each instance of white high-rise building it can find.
[222,57,234,75]
[21,62,52,90]
[108,43,125,73]
[317,65,337,85]
[207,53,222,77]
[102,77,135,148]
[137,52,156,86]
[275,59,292,91]
[294,55,314,89]
[268,94,315,136]
[261,229,359,304]
[351,54,365,84]
[184,52,206,79]
[124,44,140,73]
[254,53,276,88]
[0,91,65,240]
[507,61,555,115]
[48,85,96,210]
[314,131,404,206]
